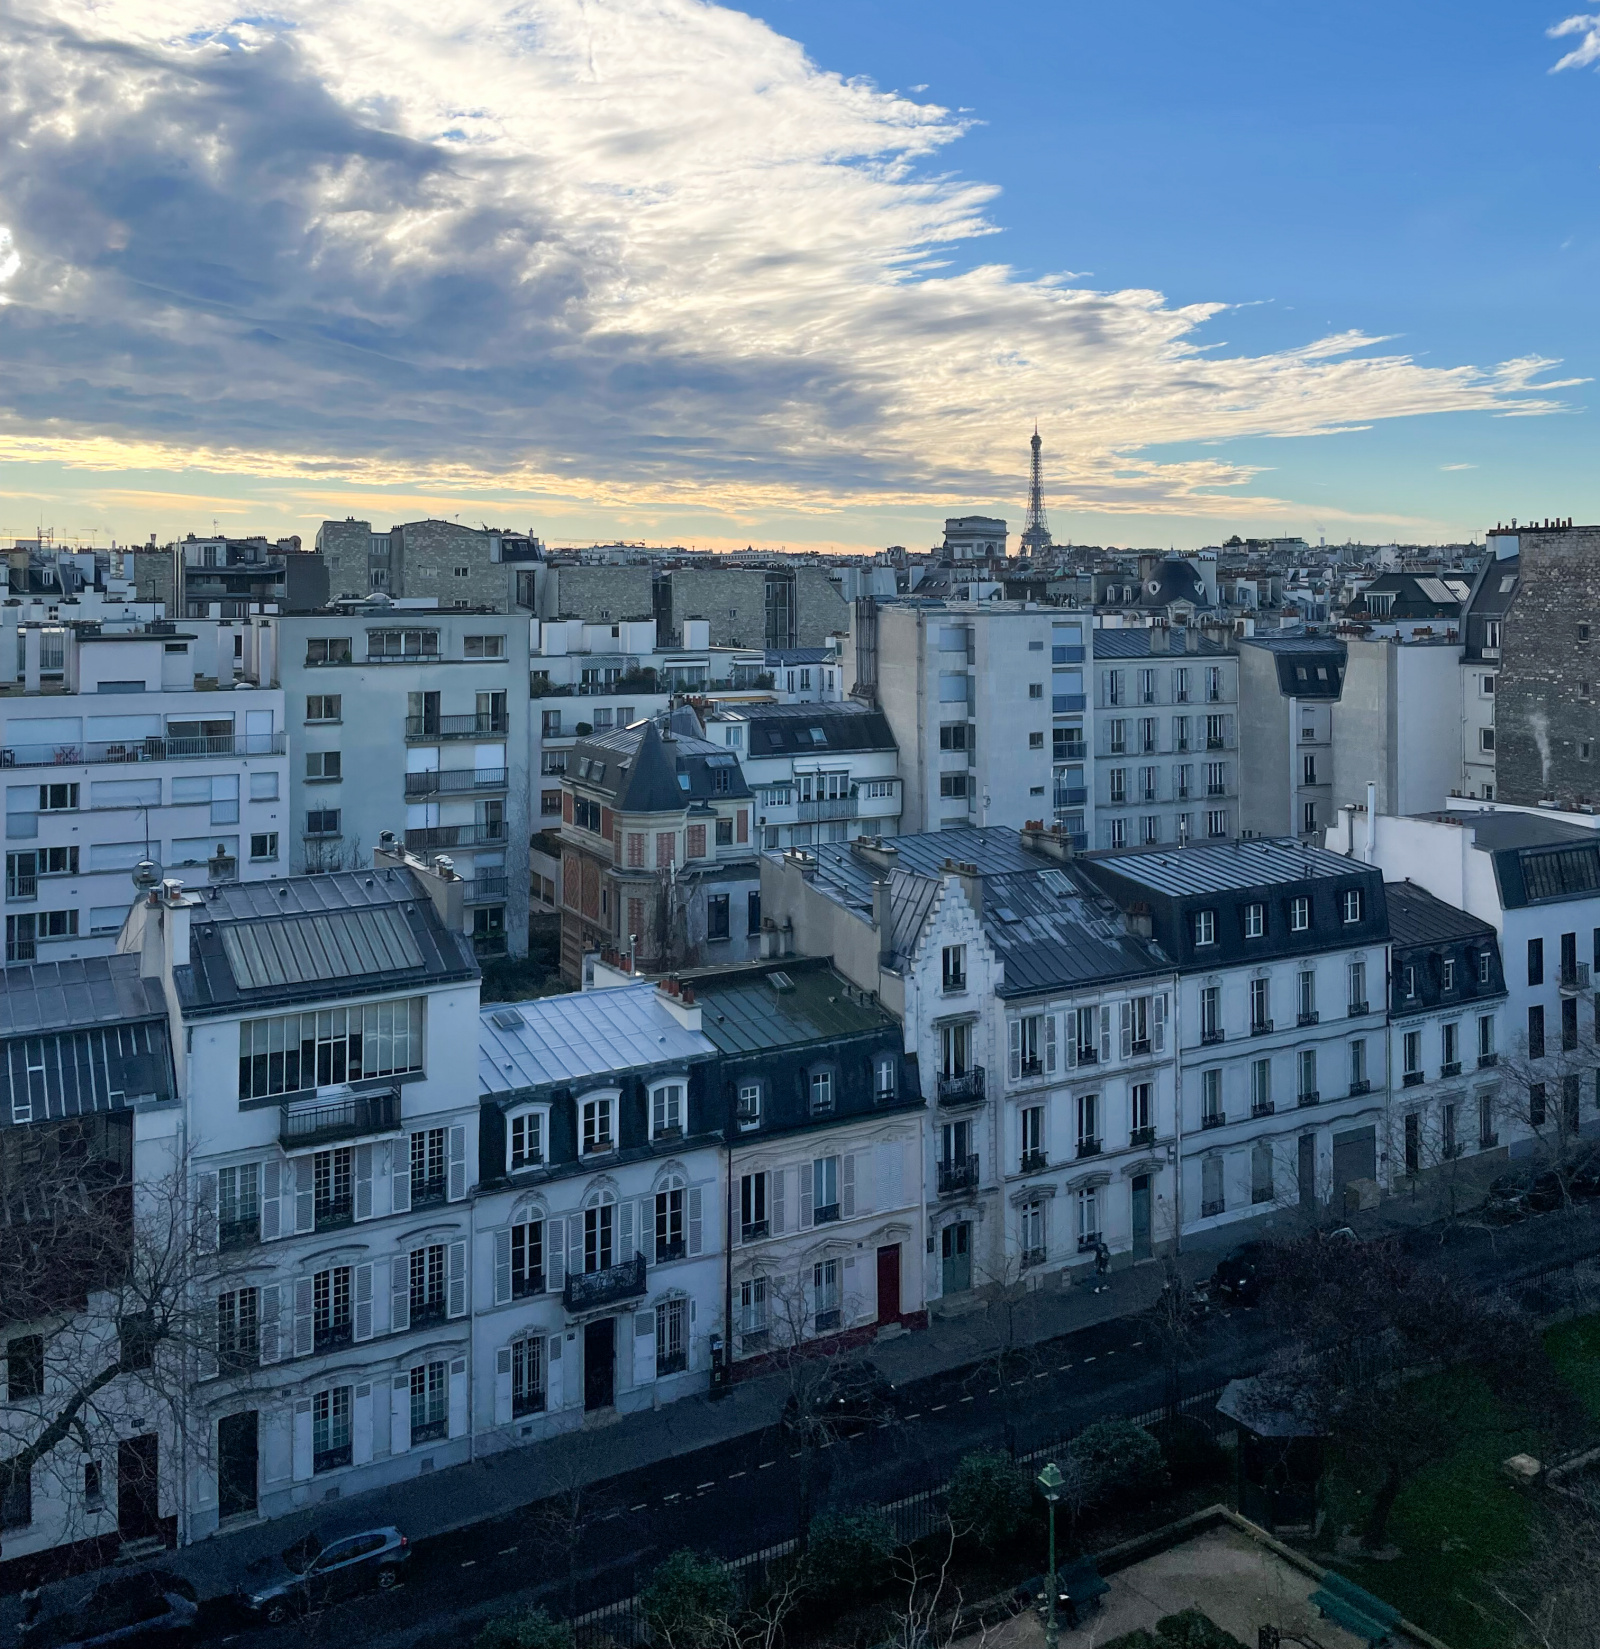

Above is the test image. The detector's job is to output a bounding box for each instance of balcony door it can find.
[1130,1175,1152,1261]
[875,1244,902,1325]
[583,1317,615,1411]
[218,1411,259,1520]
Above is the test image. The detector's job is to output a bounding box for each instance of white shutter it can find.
[447,1239,467,1318]
[547,1335,564,1409]
[1119,1000,1133,1060]
[448,1124,467,1202]
[448,1357,468,1437]
[354,1263,374,1341]
[262,1408,292,1483]
[495,1348,513,1425]
[353,1384,374,1465]
[198,1296,219,1381]
[1065,1014,1078,1070]
[875,1140,903,1209]
[1099,1005,1112,1064]
[294,1156,315,1234]
[261,1158,282,1240]
[567,1214,583,1279]
[197,1171,218,1253]
[1153,993,1168,1053]
[1008,1019,1021,1082]
[391,1373,411,1454]
[633,1312,657,1385]
[641,1194,657,1264]
[355,1145,374,1221]
[547,1227,566,1294]
[841,1156,855,1219]
[771,1168,786,1235]
[293,1276,314,1357]
[392,1252,411,1333]
[391,1137,412,1215]
[1044,1014,1058,1075]
[373,1257,392,1337]
[619,1199,635,1262]
[292,1400,313,1481]
[259,1284,282,1364]
[687,1187,703,1255]
[800,1162,814,1228]
[494,1229,512,1305]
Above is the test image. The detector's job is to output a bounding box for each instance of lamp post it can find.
[1037,1460,1063,1649]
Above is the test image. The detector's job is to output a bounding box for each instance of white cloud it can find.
[1550,13,1600,72]
[0,0,1576,524]
[1439,462,1477,471]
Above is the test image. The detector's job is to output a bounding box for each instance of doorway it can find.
[1297,1134,1317,1210]
[583,1318,616,1411]
[875,1244,902,1324]
[1130,1175,1152,1261]
[218,1411,258,1520]
[940,1222,971,1295]
[117,1435,161,1540]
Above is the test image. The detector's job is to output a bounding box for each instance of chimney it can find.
[949,860,983,922]
[655,976,703,1030]
[872,878,894,968]
[1019,825,1075,864]
[1126,900,1154,939]
[850,837,900,874]
[1149,624,1169,654]
[1365,780,1378,864]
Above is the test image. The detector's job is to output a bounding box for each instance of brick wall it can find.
[390,519,512,612]
[316,518,373,600]
[540,565,653,623]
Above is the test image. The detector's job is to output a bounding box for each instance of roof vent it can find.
[767,971,795,993]
[490,1008,525,1031]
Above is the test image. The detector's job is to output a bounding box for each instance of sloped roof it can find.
[571,718,753,813]
[1384,880,1498,948]
[0,955,166,1038]
[689,960,897,1054]
[1091,629,1230,659]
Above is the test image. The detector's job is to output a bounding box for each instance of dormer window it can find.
[809,1070,835,1117]
[650,1082,684,1139]
[1290,896,1310,932]
[1193,910,1216,946]
[1442,959,1456,992]
[580,1094,615,1155]
[1244,903,1265,939]
[508,1107,545,1170]
[1341,889,1363,924]
[736,1081,762,1130]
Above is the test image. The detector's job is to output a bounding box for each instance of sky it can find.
[0,2,1596,553]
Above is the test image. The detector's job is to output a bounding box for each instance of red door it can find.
[875,1244,902,1324]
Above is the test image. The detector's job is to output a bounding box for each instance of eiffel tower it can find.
[1020,425,1052,557]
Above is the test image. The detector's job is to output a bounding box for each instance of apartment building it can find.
[706,702,899,851]
[0,621,288,964]
[1237,636,1347,841]
[847,601,1089,837]
[1090,629,1238,850]
[1079,841,1390,1227]
[473,982,722,1439]
[556,717,759,983]
[129,535,327,619]
[1458,532,1518,801]
[263,601,530,959]
[315,519,541,612]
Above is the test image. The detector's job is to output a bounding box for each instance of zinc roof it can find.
[1384,880,1498,949]
[1091,838,1368,897]
[221,906,423,990]
[688,962,897,1054]
[0,955,167,1039]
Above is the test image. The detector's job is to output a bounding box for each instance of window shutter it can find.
[1044,1014,1058,1074]
[294,1156,315,1234]
[259,1284,282,1364]
[448,1125,467,1201]
[355,1145,374,1220]
[198,1298,219,1381]
[771,1168,786,1236]
[547,1231,566,1294]
[634,1310,657,1385]
[293,1276,314,1357]
[1064,1017,1077,1070]
[495,1348,513,1426]
[292,1400,313,1482]
[548,1335,564,1409]
[196,1171,218,1253]
[642,1196,657,1264]
[261,1157,282,1240]
[841,1156,855,1219]
[391,1373,411,1454]
[354,1263,374,1341]
[353,1384,373,1466]
[567,1214,583,1279]
[448,1240,467,1318]
[688,1187,703,1255]
[800,1164,814,1227]
[1099,1005,1112,1064]
[391,1253,411,1333]
[449,1357,468,1437]
[391,1138,412,1215]
[494,1229,512,1305]
[1153,994,1168,1053]
[619,1199,635,1261]
[1008,1019,1021,1082]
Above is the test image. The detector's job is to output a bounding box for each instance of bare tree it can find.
[1495,1020,1600,1210]
[1492,1482,1600,1649]
[1141,1256,1204,1418]
[524,1428,624,1619]
[963,1250,1044,1458]
[878,1518,998,1649]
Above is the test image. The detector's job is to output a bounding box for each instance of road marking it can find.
[931,1403,947,1411]
[499,1546,518,1556]
[601,1510,622,1521]
[461,1560,476,1568]
[758,1461,776,1470]
[630,1505,648,1512]
[664,1492,681,1502]
[697,1481,715,1490]
[1034,1371,1049,1380]
[1104,1350,1116,1357]
[905,1412,921,1420]
[1058,1364,1072,1371]
[728,1470,746,1479]
[987,1386,999,1394]
[1130,1340,1144,1348]
[1083,1355,1097,1362]
[960,1395,974,1403]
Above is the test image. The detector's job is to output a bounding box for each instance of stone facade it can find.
[665,567,847,649]
[389,520,514,614]
[1495,522,1600,806]
[536,564,655,624]
[315,517,374,601]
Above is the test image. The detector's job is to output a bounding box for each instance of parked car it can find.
[236,1526,410,1625]
[1210,1242,1269,1307]
[783,1359,900,1434]
[20,1570,197,1648]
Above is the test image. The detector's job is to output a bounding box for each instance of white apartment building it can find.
[1,619,287,965]
[1090,629,1239,851]
[705,701,900,852]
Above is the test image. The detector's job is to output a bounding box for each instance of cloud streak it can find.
[0,0,1577,525]
[1550,13,1600,72]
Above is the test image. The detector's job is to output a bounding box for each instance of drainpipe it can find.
[1287,695,1298,837]
[1170,971,1184,1256]
[1365,781,1377,864]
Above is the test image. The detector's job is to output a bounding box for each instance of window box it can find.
[1348,1079,1371,1097]
[1348,1000,1369,1016]
[1019,1056,1043,1077]
[1201,1029,1225,1046]
[741,1219,769,1243]
[1020,1148,1049,1174]
[1076,1138,1102,1159]
[1297,1090,1320,1108]
[814,1202,841,1224]
[1251,1100,1275,1118]
[1130,1037,1152,1056]
[1200,1112,1226,1130]
[1440,1061,1462,1078]
[1477,1053,1498,1069]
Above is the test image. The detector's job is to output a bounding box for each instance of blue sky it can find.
[0,1,1595,550]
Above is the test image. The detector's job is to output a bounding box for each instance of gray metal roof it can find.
[687,962,897,1054]
[1091,629,1230,659]
[0,955,166,1038]
[478,983,716,1097]
[221,906,423,990]
[1385,880,1498,949]
[1090,838,1366,897]
[1,1020,172,1128]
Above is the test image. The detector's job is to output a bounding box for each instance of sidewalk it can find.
[10,1192,1596,1620]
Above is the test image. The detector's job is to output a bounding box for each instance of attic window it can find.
[1499,576,1516,594]
[767,971,795,993]
[1295,667,1308,681]
[810,728,827,745]
[678,773,690,790]
[491,1009,525,1030]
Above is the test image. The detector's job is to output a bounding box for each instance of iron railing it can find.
[405,822,507,851]
[404,767,509,797]
[1,733,286,768]
[564,1253,647,1312]
[405,713,509,740]
[279,1090,401,1150]
[936,1067,985,1105]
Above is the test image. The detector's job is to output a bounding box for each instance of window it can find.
[306,637,351,666]
[218,1163,260,1249]
[1302,802,1317,834]
[874,1056,897,1102]
[305,751,341,781]
[1109,817,1128,849]
[509,1109,544,1169]
[581,1095,615,1153]
[1,1461,32,1531]
[510,1218,543,1297]
[655,832,676,868]
[38,784,78,812]
[313,1265,353,1351]
[715,816,735,847]
[1478,949,1492,984]
[1021,1104,1045,1167]
[942,945,967,992]
[1342,889,1363,923]
[1297,1049,1317,1102]
[1348,959,1366,1012]
[6,847,77,894]
[1350,1039,1367,1088]
[1139,669,1157,704]
[1531,1082,1547,1127]
[1028,683,1044,699]
[573,795,603,833]
[809,1070,835,1117]
[737,1081,762,1130]
[939,773,970,799]
[655,1183,685,1260]
[1076,1091,1099,1152]
[656,1298,688,1376]
[1206,810,1227,839]
[704,892,730,942]
[511,1336,545,1415]
[1528,938,1544,987]
[940,1020,971,1076]
[1298,969,1317,1022]
[249,831,279,863]
[1251,1059,1272,1115]
[938,723,969,751]
[1403,1030,1422,1077]
[1200,985,1221,1041]
[813,1156,840,1223]
[368,629,439,660]
[583,1200,615,1271]
[1201,1067,1222,1124]
[651,1083,684,1137]
[812,1258,842,1330]
[1019,1198,1046,1264]
[239,998,424,1098]
[740,1275,769,1338]
[1130,1082,1151,1135]
[1289,896,1310,932]
[1442,1020,1461,1071]
[1105,671,1125,707]
[410,1244,447,1323]
[1108,719,1127,755]
[1192,910,1216,946]
[464,635,504,658]
[1442,958,1456,992]
[1476,724,1497,755]
[306,694,341,722]
[305,808,341,836]
[1244,902,1265,939]
[6,1334,44,1400]
[1479,1015,1496,1060]
[410,1129,446,1206]
[741,1171,768,1241]
[1206,667,1223,703]
[409,1361,448,1444]
[1174,715,1191,752]
[313,1386,353,1472]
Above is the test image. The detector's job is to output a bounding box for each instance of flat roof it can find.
[1091,838,1372,897]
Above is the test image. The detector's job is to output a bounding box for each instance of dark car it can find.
[1210,1242,1269,1307]
[783,1360,900,1434]
[20,1570,197,1649]
[237,1526,410,1625]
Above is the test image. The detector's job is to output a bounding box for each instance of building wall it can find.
[536,565,655,625]
[1332,639,1464,820]
[390,521,514,615]
[1237,647,1293,837]
[1461,660,1499,800]
[315,518,374,602]
[1495,524,1600,805]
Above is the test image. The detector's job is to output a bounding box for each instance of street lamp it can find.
[1037,1460,1064,1649]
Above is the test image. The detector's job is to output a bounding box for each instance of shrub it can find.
[1150,1414,1228,1487]
[475,1606,574,1649]
[1102,1613,1246,1649]
[641,1550,738,1649]
[947,1449,1034,1549]
[1067,1419,1168,1509]
[801,1507,895,1599]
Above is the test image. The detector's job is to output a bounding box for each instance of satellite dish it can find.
[132,859,162,892]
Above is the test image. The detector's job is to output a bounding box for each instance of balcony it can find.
[1052,694,1088,713]
[936,1066,985,1106]
[1297,1091,1320,1108]
[1076,1138,1102,1160]
[1440,1061,1462,1078]
[1560,962,1592,995]
[465,873,508,904]
[1251,1019,1274,1037]
[1348,1000,1369,1017]
[405,822,508,851]
[405,712,509,741]
[1051,645,1085,664]
[1201,1028,1225,1046]
[1201,1112,1226,1130]
[1,732,287,768]
[1055,742,1088,764]
[1478,1052,1499,1069]
[1053,787,1088,809]
[1200,1198,1225,1219]
[6,874,37,902]
[1129,1126,1157,1149]
[1297,1010,1320,1028]
[279,1090,401,1150]
[404,767,509,798]
[814,1202,841,1224]
[741,1219,769,1243]
[1073,1047,1098,1067]
[1020,1149,1049,1174]
[1251,1100,1275,1118]
[564,1252,647,1312]
[937,1154,979,1194]
[1206,736,1226,751]
[795,795,859,824]
[1403,1070,1424,1087]
[472,932,509,959]
[1348,1078,1372,1097]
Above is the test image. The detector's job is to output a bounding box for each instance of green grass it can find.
[1545,1314,1600,1422]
